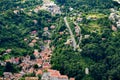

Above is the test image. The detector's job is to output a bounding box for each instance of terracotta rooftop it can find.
[50,25,56,29]
[25,77,38,80]
[43,62,51,69]
[31,39,37,43]
[112,25,117,31]
[6,49,12,53]
[31,30,37,34]
[33,50,39,56]
[59,75,68,79]
[36,59,42,65]
[70,78,75,80]
[47,69,68,79]
[44,27,48,31]
[36,69,43,75]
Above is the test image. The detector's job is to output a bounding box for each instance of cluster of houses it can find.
[42,0,61,15]
[113,0,120,4]
[41,69,75,80]
[0,48,51,79]
[0,47,75,80]
[33,0,61,15]
[109,8,120,29]
[0,24,75,80]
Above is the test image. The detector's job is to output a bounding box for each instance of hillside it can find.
[0,0,120,80]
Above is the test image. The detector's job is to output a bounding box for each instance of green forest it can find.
[0,0,120,80]
[50,0,120,80]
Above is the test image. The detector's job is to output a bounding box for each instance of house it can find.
[25,77,38,80]
[41,69,68,80]
[0,77,9,80]
[64,39,72,45]
[50,25,56,29]
[3,72,13,80]
[24,38,27,41]
[33,20,38,24]
[76,18,83,22]
[69,7,73,11]
[116,20,120,28]
[42,31,51,37]
[20,63,30,71]
[84,35,90,39]
[6,49,12,53]
[13,10,19,14]
[28,67,34,73]
[85,68,89,75]
[36,69,43,76]
[35,37,39,40]
[11,57,20,64]
[29,43,34,47]
[36,59,43,67]
[33,49,40,58]
[13,73,22,80]
[112,25,117,31]
[70,78,75,80]
[42,62,51,69]
[59,32,64,35]
[31,30,37,35]
[0,61,6,66]
[22,55,30,63]
[31,39,37,43]
[75,26,79,34]
[44,27,48,31]
[109,13,117,22]
[102,38,106,41]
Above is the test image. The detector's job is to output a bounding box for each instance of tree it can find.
[4,62,19,73]
[33,64,39,69]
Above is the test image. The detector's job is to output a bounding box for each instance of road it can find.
[64,17,77,51]
[73,22,82,45]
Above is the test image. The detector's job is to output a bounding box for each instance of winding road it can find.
[64,17,77,51]
[73,22,82,45]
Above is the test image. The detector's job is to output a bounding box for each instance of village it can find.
[0,0,120,80]
[0,47,74,80]
[0,0,75,79]
[0,23,75,80]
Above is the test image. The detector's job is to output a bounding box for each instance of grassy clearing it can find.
[86,13,107,19]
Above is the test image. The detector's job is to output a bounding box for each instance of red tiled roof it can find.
[33,50,39,56]
[59,32,64,35]
[59,75,68,79]
[47,69,68,79]
[43,62,51,69]
[50,25,56,29]
[15,58,19,62]
[32,39,37,43]
[31,30,37,34]
[28,68,34,73]
[44,27,48,31]
[6,49,12,53]
[36,69,43,75]
[70,78,75,80]
[112,25,117,31]
[36,59,42,65]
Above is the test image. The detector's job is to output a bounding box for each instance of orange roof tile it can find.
[50,25,56,29]
[44,27,48,31]
[36,59,42,65]
[36,69,43,75]
[32,39,37,43]
[112,25,117,31]
[70,78,75,80]
[33,50,39,56]
[59,75,68,79]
